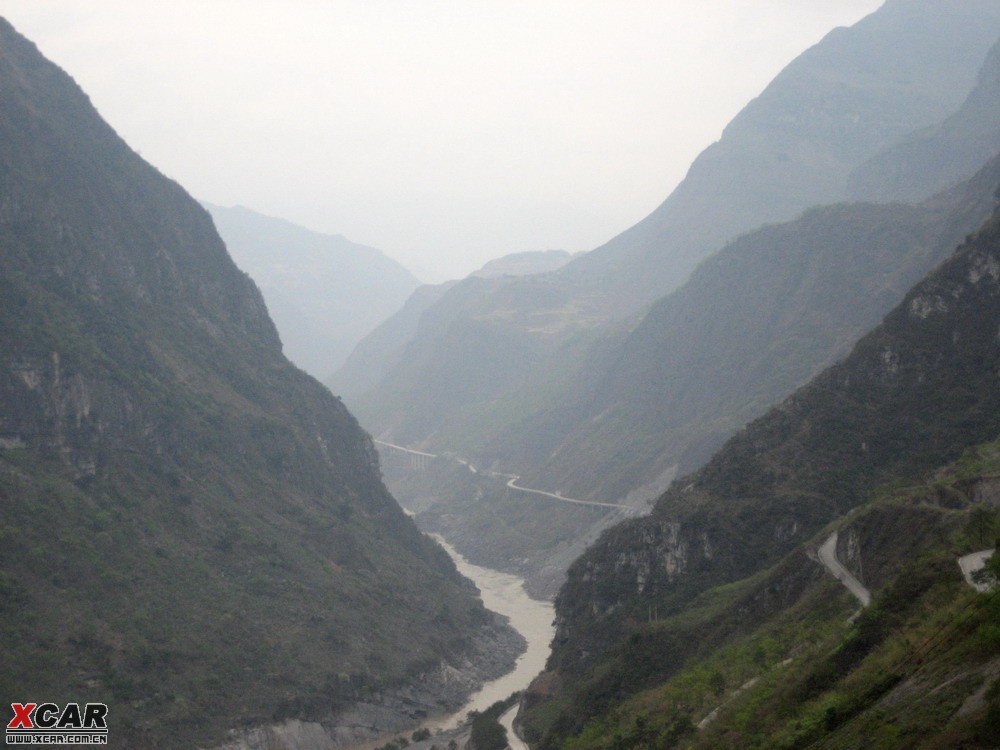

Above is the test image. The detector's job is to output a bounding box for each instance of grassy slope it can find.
[523,444,1000,749]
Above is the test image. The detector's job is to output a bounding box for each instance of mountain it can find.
[329,280,458,402]
[497,152,1000,503]
[848,36,1000,203]
[329,250,575,403]
[371,153,1000,601]
[0,18,513,749]
[523,193,1000,748]
[339,0,1000,461]
[471,250,576,279]
[522,443,1000,748]
[204,203,419,380]
[562,0,1000,312]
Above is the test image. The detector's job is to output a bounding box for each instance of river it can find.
[429,537,555,731]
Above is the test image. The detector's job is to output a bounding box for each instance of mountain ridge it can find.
[205,202,419,380]
[848,36,1000,202]
[368,150,1000,601]
[0,17,514,748]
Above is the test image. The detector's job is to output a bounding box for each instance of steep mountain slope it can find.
[205,203,419,379]
[499,152,1000,502]
[331,281,457,402]
[562,0,1000,311]
[330,249,576,404]
[340,0,1000,463]
[849,37,1000,203]
[525,194,1000,746]
[521,447,1000,749]
[344,270,620,450]
[0,18,511,749]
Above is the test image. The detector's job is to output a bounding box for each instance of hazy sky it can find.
[4,1,884,281]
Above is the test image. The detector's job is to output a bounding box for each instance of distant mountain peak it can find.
[204,202,420,378]
[470,249,577,279]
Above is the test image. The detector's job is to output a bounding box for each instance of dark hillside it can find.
[0,18,505,749]
[523,450,1000,748]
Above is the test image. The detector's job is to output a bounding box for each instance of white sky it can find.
[3,1,884,281]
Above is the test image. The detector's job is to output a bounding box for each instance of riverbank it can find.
[208,614,522,750]
[426,538,555,730]
[208,537,551,750]
[381,457,671,599]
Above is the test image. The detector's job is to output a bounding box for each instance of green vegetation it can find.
[376,736,410,750]
[336,3,1000,556]
[525,442,1000,749]
[469,693,521,750]
[345,72,1000,599]
[0,18,496,749]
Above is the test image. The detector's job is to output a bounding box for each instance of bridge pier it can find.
[374,439,436,473]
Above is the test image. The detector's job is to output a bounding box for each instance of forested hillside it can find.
[0,18,511,749]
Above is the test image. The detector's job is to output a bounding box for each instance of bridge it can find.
[374,439,437,470]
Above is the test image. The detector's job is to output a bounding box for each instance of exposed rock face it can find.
[0,16,517,749]
[972,477,1000,506]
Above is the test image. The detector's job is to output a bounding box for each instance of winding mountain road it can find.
[374,438,632,512]
[499,705,527,750]
[503,474,633,511]
[373,438,438,458]
[818,533,995,604]
[818,532,871,607]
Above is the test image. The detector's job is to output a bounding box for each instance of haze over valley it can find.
[4,3,1000,749]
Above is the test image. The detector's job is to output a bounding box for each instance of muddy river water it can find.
[429,537,555,731]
